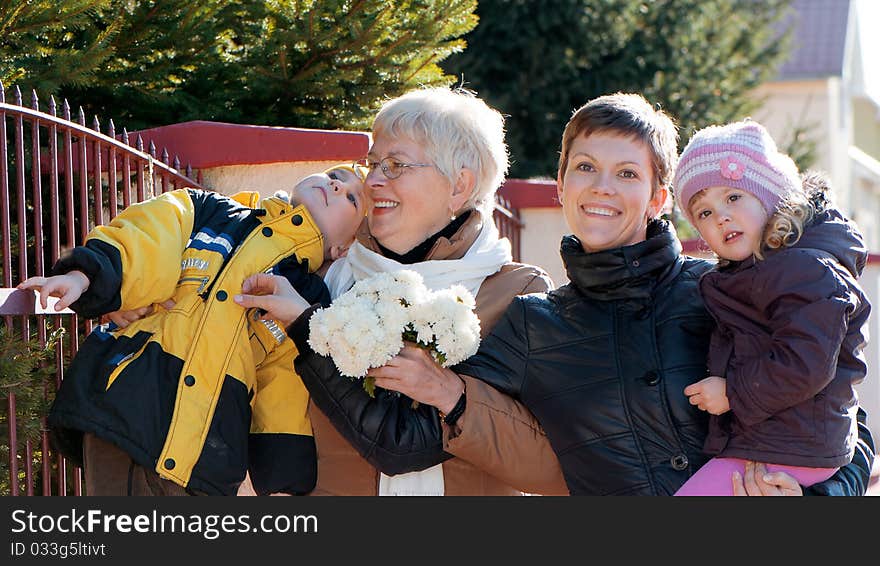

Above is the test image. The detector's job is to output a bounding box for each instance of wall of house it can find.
[518,207,569,286]
[853,97,880,160]
[849,148,880,250]
[751,79,852,211]
[199,160,350,197]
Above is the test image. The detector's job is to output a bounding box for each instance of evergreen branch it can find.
[403,52,440,83]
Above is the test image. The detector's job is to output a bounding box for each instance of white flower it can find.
[308,269,482,394]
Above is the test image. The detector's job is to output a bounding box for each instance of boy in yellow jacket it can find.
[19,165,366,496]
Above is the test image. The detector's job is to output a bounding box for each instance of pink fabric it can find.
[719,156,745,180]
[674,141,771,167]
[673,120,801,224]
[674,457,838,496]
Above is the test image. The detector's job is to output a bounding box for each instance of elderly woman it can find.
[241,92,874,496]
[237,86,567,496]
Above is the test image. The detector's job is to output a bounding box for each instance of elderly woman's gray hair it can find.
[371,86,509,216]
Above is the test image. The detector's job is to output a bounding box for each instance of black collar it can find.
[561,219,682,300]
[377,210,472,264]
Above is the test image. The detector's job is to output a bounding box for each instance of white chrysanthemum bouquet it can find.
[308,270,481,398]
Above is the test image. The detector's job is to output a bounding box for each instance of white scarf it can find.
[323,219,512,496]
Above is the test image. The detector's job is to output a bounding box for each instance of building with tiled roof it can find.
[752,0,880,246]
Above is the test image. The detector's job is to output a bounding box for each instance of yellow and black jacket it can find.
[48,188,327,495]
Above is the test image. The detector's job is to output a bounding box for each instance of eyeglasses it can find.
[364,157,434,180]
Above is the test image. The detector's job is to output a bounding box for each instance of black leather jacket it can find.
[290,219,875,495]
[290,308,452,475]
[457,220,713,494]
[458,220,875,495]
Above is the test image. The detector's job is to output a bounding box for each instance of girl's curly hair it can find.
[756,170,831,260]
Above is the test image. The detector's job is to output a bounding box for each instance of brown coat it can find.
[307,212,568,495]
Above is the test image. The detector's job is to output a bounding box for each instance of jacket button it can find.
[184,375,195,387]
[644,371,660,386]
[632,260,640,267]
[261,226,273,237]
[291,214,303,226]
[164,458,176,470]
[670,454,689,471]
[216,290,228,301]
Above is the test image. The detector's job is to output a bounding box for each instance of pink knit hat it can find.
[674,119,801,225]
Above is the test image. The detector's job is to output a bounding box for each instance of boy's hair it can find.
[371,86,509,216]
[273,163,368,208]
[558,93,679,193]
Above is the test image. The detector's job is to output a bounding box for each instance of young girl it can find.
[672,119,871,496]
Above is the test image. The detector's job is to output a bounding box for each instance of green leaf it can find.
[363,375,376,398]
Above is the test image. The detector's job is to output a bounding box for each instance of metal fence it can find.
[0,81,206,496]
[0,81,523,496]
[493,194,522,263]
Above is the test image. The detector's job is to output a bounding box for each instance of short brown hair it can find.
[558,93,679,192]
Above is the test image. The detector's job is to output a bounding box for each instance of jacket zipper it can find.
[177,276,211,294]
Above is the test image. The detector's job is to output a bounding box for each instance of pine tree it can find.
[0,0,117,92]
[224,0,479,130]
[443,0,795,178]
[59,0,244,129]
[1,1,478,131]
[0,325,64,496]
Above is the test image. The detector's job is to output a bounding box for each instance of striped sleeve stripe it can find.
[188,228,235,256]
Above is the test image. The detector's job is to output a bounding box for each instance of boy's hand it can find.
[18,271,90,311]
[683,375,730,415]
[101,300,176,328]
[102,305,153,328]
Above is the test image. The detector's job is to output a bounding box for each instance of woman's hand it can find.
[233,273,310,327]
[368,343,465,414]
[732,461,803,496]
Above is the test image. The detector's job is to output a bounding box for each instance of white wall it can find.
[752,79,854,217]
[519,207,568,286]
[199,160,349,197]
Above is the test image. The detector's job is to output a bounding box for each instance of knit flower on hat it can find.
[719,156,745,180]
